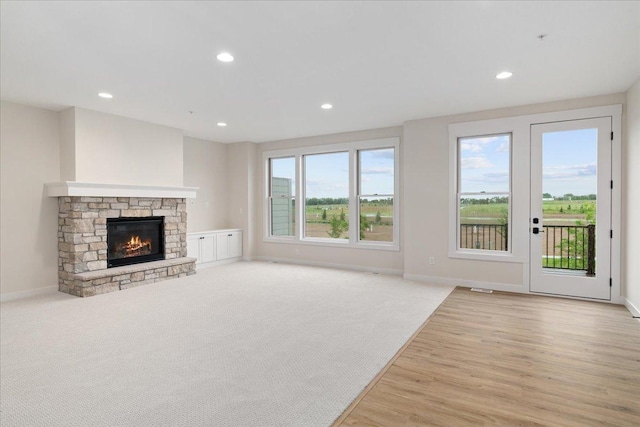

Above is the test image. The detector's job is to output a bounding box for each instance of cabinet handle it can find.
[228,234,232,237]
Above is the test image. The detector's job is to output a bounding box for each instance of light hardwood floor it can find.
[334,288,640,426]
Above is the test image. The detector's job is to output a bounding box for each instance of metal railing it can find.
[460,223,595,275]
[460,224,508,251]
[542,224,595,276]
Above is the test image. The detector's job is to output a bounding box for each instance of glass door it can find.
[530,117,611,300]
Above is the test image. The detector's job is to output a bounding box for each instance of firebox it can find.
[107,217,165,268]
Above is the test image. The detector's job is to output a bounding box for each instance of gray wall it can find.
[1,102,60,295]
[183,136,229,232]
[623,76,640,313]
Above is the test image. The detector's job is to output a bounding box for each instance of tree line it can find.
[305,197,393,206]
[548,193,596,201]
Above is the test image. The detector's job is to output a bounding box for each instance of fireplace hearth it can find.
[56,196,196,297]
[107,217,165,267]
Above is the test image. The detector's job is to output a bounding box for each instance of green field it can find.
[460,200,596,225]
[304,202,393,241]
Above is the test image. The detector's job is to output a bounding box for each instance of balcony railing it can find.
[460,223,595,275]
[460,224,508,251]
[542,224,595,276]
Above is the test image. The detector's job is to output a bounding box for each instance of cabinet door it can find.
[200,235,216,263]
[186,236,201,261]
[228,231,243,258]
[216,233,230,260]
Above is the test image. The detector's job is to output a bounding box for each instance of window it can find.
[264,138,399,250]
[457,134,511,252]
[304,152,349,240]
[358,148,394,243]
[269,157,295,237]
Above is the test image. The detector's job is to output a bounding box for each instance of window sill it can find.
[448,250,526,263]
[264,236,400,252]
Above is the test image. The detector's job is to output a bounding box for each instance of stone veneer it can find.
[57,196,196,297]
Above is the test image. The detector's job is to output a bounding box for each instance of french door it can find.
[530,117,612,300]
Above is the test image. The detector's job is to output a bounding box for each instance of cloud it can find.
[543,163,596,180]
[461,157,493,169]
[460,135,510,153]
[463,171,509,188]
[361,167,394,175]
[460,142,483,152]
[482,171,509,180]
[305,179,348,197]
[368,149,394,159]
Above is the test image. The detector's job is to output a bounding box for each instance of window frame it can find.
[268,156,297,239]
[456,133,512,254]
[357,147,397,246]
[263,137,400,251]
[449,121,522,263]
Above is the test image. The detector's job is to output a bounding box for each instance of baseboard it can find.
[195,257,242,270]
[623,297,640,318]
[402,273,524,293]
[252,256,403,276]
[1,285,58,303]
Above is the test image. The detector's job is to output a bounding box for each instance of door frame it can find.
[529,117,613,300]
[525,105,622,303]
[448,104,622,303]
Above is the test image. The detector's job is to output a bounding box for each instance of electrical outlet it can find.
[429,257,435,265]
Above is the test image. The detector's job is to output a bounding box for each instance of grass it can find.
[304,203,393,241]
[459,200,596,225]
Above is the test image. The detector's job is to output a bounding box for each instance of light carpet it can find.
[1,261,453,426]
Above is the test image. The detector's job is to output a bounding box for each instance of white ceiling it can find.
[1,1,639,143]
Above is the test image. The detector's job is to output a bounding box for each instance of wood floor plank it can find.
[334,287,640,426]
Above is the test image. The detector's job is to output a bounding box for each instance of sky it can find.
[459,129,598,197]
[542,128,597,197]
[271,148,394,198]
[459,134,510,194]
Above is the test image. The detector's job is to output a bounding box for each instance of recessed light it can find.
[98,92,113,99]
[496,71,513,80]
[216,52,234,62]
[217,122,227,127]
[321,103,333,110]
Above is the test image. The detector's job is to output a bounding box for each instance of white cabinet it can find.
[187,229,242,267]
[216,230,243,260]
[187,232,216,263]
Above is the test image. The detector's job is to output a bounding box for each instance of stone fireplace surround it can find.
[48,183,198,297]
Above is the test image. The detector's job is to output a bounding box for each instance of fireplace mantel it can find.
[45,182,198,199]
[55,194,196,297]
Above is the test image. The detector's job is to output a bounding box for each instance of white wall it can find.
[253,127,404,273]
[61,107,184,186]
[183,136,229,232]
[402,93,627,290]
[623,77,640,314]
[58,108,75,181]
[1,102,60,296]
[227,141,259,258]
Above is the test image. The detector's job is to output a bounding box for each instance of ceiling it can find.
[1,1,639,144]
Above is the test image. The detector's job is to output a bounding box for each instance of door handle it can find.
[532,227,545,234]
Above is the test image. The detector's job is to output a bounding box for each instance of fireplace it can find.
[107,217,165,268]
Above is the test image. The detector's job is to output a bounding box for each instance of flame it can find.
[120,235,152,257]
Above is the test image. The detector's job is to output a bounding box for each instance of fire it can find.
[120,235,152,257]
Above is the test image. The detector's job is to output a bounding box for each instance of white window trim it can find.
[448,104,622,273]
[456,133,513,257]
[263,137,400,251]
[449,120,525,263]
